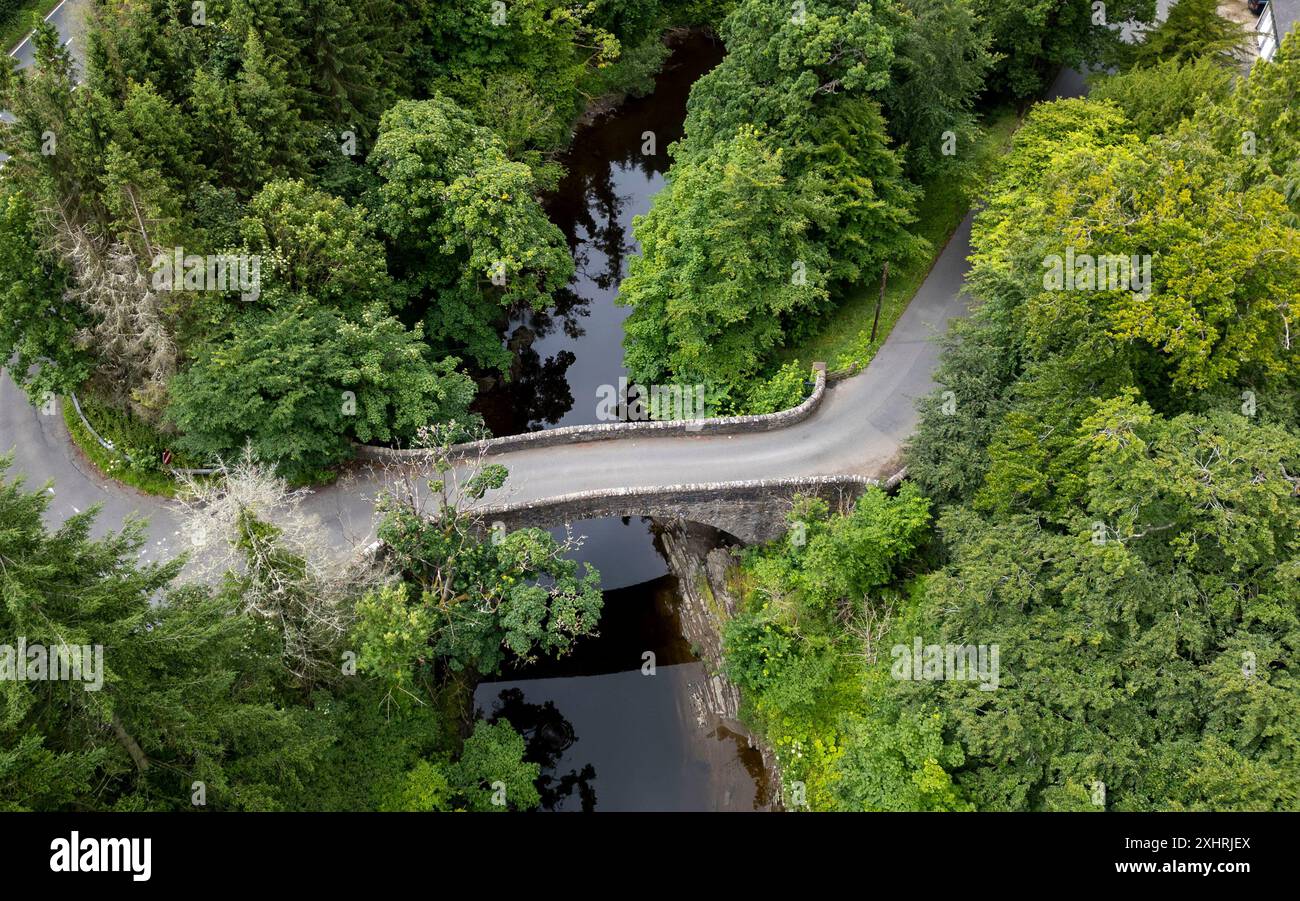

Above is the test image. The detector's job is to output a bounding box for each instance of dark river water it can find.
[473,517,770,811]
[475,33,723,435]
[471,34,769,811]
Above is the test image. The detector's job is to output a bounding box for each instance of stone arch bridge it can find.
[470,474,902,546]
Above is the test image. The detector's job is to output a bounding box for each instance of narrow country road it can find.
[0,5,1088,563]
[1,0,86,153]
[7,0,86,73]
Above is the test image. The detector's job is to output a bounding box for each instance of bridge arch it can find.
[470,476,883,545]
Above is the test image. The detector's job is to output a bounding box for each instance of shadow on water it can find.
[474,32,725,436]
[471,33,765,812]
[474,517,770,811]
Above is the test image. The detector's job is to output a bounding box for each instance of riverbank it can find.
[657,519,782,807]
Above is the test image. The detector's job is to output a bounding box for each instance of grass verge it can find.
[64,393,339,494]
[779,105,1023,372]
[62,394,195,497]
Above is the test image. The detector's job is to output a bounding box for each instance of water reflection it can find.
[485,688,598,812]
[475,514,768,812]
[476,664,762,812]
[477,33,725,435]
[550,516,667,592]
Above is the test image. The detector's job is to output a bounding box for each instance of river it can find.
[471,33,770,811]
[475,31,720,435]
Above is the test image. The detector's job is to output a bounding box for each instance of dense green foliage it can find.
[0,449,599,811]
[1129,0,1248,68]
[725,40,1300,811]
[621,125,838,398]
[1088,55,1232,138]
[879,0,995,178]
[356,494,603,680]
[370,96,573,371]
[0,0,43,47]
[1,457,330,810]
[973,0,1155,98]
[0,0,1172,464]
[345,449,603,808]
[11,0,1293,817]
[621,0,945,407]
[0,0,709,476]
[169,303,477,478]
[0,186,88,401]
[617,0,1165,410]
[722,486,935,807]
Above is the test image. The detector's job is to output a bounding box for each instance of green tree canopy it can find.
[354,444,603,684]
[972,0,1156,98]
[621,127,834,394]
[1131,0,1248,68]
[0,459,325,811]
[168,302,477,476]
[370,96,573,371]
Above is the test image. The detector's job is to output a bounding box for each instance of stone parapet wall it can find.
[355,363,828,461]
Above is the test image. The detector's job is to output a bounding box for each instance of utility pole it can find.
[870,261,888,343]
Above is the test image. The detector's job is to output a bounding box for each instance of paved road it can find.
[7,0,84,71]
[2,1,87,162]
[0,49,1088,561]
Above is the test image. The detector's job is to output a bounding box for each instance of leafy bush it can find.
[743,361,812,415]
[1090,56,1233,138]
[722,486,933,808]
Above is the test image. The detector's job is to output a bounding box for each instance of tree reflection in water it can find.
[486,687,597,812]
[473,33,724,438]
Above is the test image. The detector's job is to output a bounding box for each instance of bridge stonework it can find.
[471,474,900,545]
[356,366,830,462]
